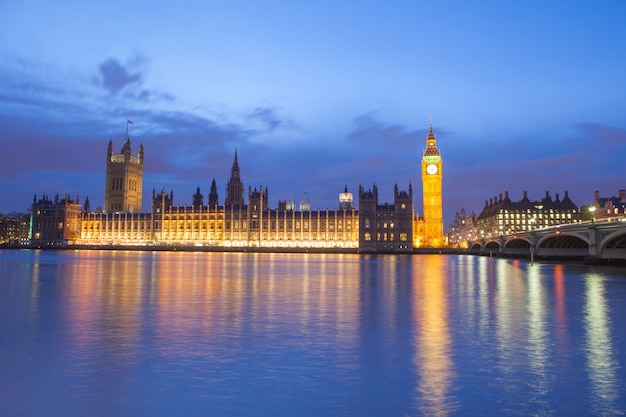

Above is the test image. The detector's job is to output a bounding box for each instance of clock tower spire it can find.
[421,121,444,247]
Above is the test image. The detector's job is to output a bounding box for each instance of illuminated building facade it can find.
[31,123,447,251]
[77,191,358,249]
[475,190,581,239]
[421,122,444,247]
[68,150,359,249]
[104,138,144,212]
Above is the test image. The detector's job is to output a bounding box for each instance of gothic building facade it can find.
[104,138,144,212]
[421,122,444,247]
[30,123,447,251]
[357,183,414,253]
[30,193,82,246]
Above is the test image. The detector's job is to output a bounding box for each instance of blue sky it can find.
[1,1,625,225]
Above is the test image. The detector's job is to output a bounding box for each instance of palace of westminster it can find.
[24,123,626,251]
[28,123,443,252]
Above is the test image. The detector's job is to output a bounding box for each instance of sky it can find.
[1,1,625,226]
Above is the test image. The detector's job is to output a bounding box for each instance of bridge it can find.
[469,218,626,262]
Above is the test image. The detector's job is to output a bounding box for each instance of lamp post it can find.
[589,206,596,223]
[528,216,537,265]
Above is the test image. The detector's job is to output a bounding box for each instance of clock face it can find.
[426,164,438,175]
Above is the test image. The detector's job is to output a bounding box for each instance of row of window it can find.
[162,215,223,220]
[498,213,574,219]
[363,219,398,229]
[363,232,408,242]
[110,177,140,192]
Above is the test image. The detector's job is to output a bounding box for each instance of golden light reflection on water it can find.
[64,251,145,367]
[59,252,363,362]
[11,250,626,416]
[493,259,527,390]
[584,273,623,416]
[412,255,456,416]
[552,265,572,367]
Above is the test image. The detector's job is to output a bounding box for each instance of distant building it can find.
[299,198,311,212]
[0,212,30,245]
[587,190,626,221]
[448,208,477,248]
[104,138,144,212]
[475,191,581,239]
[339,186,354,210]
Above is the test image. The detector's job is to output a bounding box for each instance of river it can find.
[1,249,625,416]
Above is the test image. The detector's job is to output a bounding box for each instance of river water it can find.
[1,249,625,416]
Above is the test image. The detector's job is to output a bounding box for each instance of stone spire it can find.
[231,148,240,179]
[424,120,440,156]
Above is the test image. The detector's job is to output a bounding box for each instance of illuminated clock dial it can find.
[426,164,438,175]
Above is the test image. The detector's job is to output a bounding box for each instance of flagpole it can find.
[126,118,129,140]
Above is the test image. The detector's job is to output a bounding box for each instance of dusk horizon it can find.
[2,1,625,226]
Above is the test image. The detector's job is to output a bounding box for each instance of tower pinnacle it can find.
[231,149,240,179]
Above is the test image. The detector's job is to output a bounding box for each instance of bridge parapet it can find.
[468,220,626,260]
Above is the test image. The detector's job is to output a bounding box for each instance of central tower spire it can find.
[225,149,244,207]
[232,148,240,179]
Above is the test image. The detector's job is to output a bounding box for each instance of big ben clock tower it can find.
[421,121,444,247]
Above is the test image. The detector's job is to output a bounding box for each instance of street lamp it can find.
[589,206,596,223]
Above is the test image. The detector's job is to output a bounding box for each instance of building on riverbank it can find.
[474,190,581,239]
[29,123,449,251]
[587,189,626,221]
[0,212,30,245]
[30,193,82,246]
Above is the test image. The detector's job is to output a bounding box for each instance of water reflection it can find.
[412,255,457,416]
[584,273,624,416]
[525,265,551,411]
[2,250,626,416]
[493,260,528,412]
[552,265,570,357]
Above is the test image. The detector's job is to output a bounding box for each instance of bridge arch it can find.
[484,241,500,253]
[504,236,531,248]
[599,229,626,260]
[502,237,531,256]
[536,233,589,258]
[536,232,590,248]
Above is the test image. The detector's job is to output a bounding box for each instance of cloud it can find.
[575,123,626,148]
[0,55,270,212]
[98,58,142,94]
[132,89,175,103]
[343,113,423,183]
[247,107,282,132]
[347,112,415,145]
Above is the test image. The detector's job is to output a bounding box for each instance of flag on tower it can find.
[127,119,133,124]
